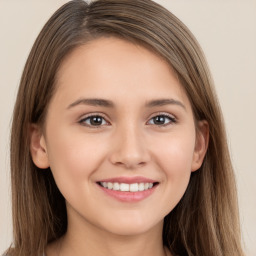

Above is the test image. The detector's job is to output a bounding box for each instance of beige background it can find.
[0,0,255,255]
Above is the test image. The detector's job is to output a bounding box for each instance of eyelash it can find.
[79,113,110,128]
[79,112,177,128]
[147,112,177,127]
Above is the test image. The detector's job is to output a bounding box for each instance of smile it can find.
[96,177,159,202]
[99,182,154,192]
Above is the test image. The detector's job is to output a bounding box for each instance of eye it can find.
[79,115,109,127]
[147,114,176,126]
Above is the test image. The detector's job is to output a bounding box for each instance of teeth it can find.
[138,183,144,191]
[113,182,120,191]
[120,183,129,192]
[100,182,154,192]
[107,182,113,189]
[130,183,139,192]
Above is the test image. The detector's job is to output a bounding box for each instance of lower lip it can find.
[97,184,158,202]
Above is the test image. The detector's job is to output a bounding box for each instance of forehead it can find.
[53,37,190,108]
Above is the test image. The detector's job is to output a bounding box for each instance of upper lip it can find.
[97,176,158,184]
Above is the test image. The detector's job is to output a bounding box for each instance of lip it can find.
[97,176,157,184]
[96,176,159,202]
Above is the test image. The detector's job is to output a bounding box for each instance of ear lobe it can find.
[191,120,209,172]
[29,124,50,169]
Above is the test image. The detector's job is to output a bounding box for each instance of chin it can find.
[99,215,163,236]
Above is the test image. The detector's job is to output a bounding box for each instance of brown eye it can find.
[80,115,108,127]
[148,114,176,126]
[153,116,166,125]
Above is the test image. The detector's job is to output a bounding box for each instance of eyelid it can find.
[78,112,111,127]
[146,112,177,125]
[77,111,177,128]
[148,111,176,119]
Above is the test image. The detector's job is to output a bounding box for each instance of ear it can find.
[191,120,209,172]
[29,124,50,169]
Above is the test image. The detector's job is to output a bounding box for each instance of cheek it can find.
[152,130,196,208]
[45,127,107,191]
[154,130,196,174]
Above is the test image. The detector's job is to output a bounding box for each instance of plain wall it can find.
[0,0,255,255]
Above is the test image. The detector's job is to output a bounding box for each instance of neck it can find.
[51,209,169,256]
[61,231,168,256]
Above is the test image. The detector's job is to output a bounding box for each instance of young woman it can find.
[6,0,245,255]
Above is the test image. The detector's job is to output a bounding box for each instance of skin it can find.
[30,37,208,256]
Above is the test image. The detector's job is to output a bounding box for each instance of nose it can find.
[109,124,151,169]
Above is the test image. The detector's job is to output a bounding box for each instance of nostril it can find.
[109,140,151,168]
[112,160,147,169]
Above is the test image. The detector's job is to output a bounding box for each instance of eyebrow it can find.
[67,98,114,109]
[145,98,186,110]
[67,98,186,110]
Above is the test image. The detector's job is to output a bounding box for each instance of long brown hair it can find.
[7,0,244,255]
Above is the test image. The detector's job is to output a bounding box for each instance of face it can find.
[30,37,208,237]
